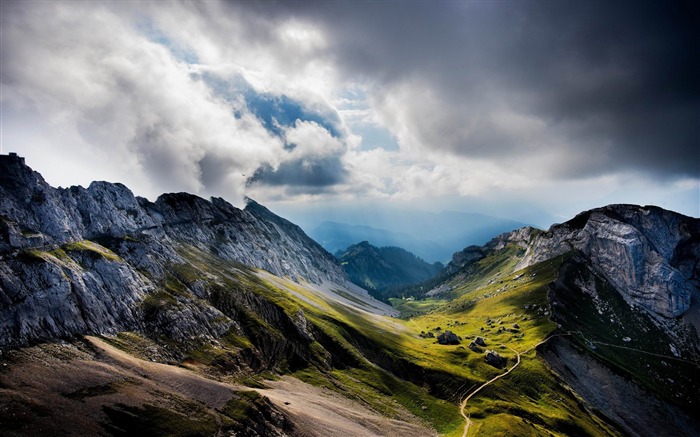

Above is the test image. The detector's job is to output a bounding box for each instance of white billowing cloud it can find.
[283,120,345,161]
[1,1,284,203]
[138,1,338,105]
[342,144,534,203]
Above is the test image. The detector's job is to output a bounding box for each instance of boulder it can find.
[485,350,507,368]
[474,336,486,346]
[437,330,460,345]
[468,341,482,352]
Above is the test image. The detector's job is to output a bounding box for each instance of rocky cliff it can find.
[444,205,699,320]
[434,205,700,436]
[0,155,347,349]
[515,205,699,318]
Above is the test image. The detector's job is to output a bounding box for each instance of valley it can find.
[1,156,699,436]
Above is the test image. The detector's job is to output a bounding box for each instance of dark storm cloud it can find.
[249,156,347,188]
[231,0,699,179]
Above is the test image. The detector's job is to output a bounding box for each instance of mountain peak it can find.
[336,241,443,297]
[524,205,698,318]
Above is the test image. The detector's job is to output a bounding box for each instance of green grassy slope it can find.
[8,237,692,436]
[160,243,622,436]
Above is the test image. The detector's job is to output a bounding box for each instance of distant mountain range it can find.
[311,221,446,262]
[335,241,443,298]
[310,213,529,263]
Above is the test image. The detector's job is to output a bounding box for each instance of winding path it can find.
[458,330,699,436]
[458,336,561,437]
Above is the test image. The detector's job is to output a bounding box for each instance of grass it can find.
[63,240,122,262]
[390,296,447,317]
[220,390,264,422]
[18,240,122,268]
[468,354,617,436]
[97,242,630,436]
[371,251,619,436]
[292,365,464,436]
[140,290,180,321]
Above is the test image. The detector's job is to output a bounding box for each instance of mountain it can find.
[335,241,443,297]
[0,154,403,349]
[309,212,529,263]
[417,204,700,436]
[1,153,699,437]
[310,221,447,262]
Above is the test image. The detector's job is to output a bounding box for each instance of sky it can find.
[1,0,698,228]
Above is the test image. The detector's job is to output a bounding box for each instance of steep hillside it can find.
[1,155,397,349]
[398,205,700,436]
[336,241,443,298]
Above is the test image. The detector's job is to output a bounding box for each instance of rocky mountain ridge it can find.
[432,205,700,436]
[0,154,353,349]
[0,154,345,285]
[444,204,699,320]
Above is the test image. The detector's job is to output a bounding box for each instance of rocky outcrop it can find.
[446,246,485,273]
[515,205,699,318]
[442,227,540,277]
[0,246,149,344]
[0,155,348,349]
[447,204,698,320]
[0,155,345,285]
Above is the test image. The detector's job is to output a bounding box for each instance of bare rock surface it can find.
[541,336,699,437]
[515,205,699,318]
[0,156,347,349]
[466,205,700,319]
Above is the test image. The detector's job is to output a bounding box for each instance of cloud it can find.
[249,120,347,188]
[0,1,346,204]
[241,1,699,180]
[1,0,697,220]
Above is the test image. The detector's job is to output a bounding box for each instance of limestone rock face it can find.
[0,156,345,284]
[445,204,698,319]
[0,247,152,346]
[0,156,347,348]
[504,205,698,319]
[448,246,485,271]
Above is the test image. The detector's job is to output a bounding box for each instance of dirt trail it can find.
[459,336,560,437]
[459,346,521,437]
